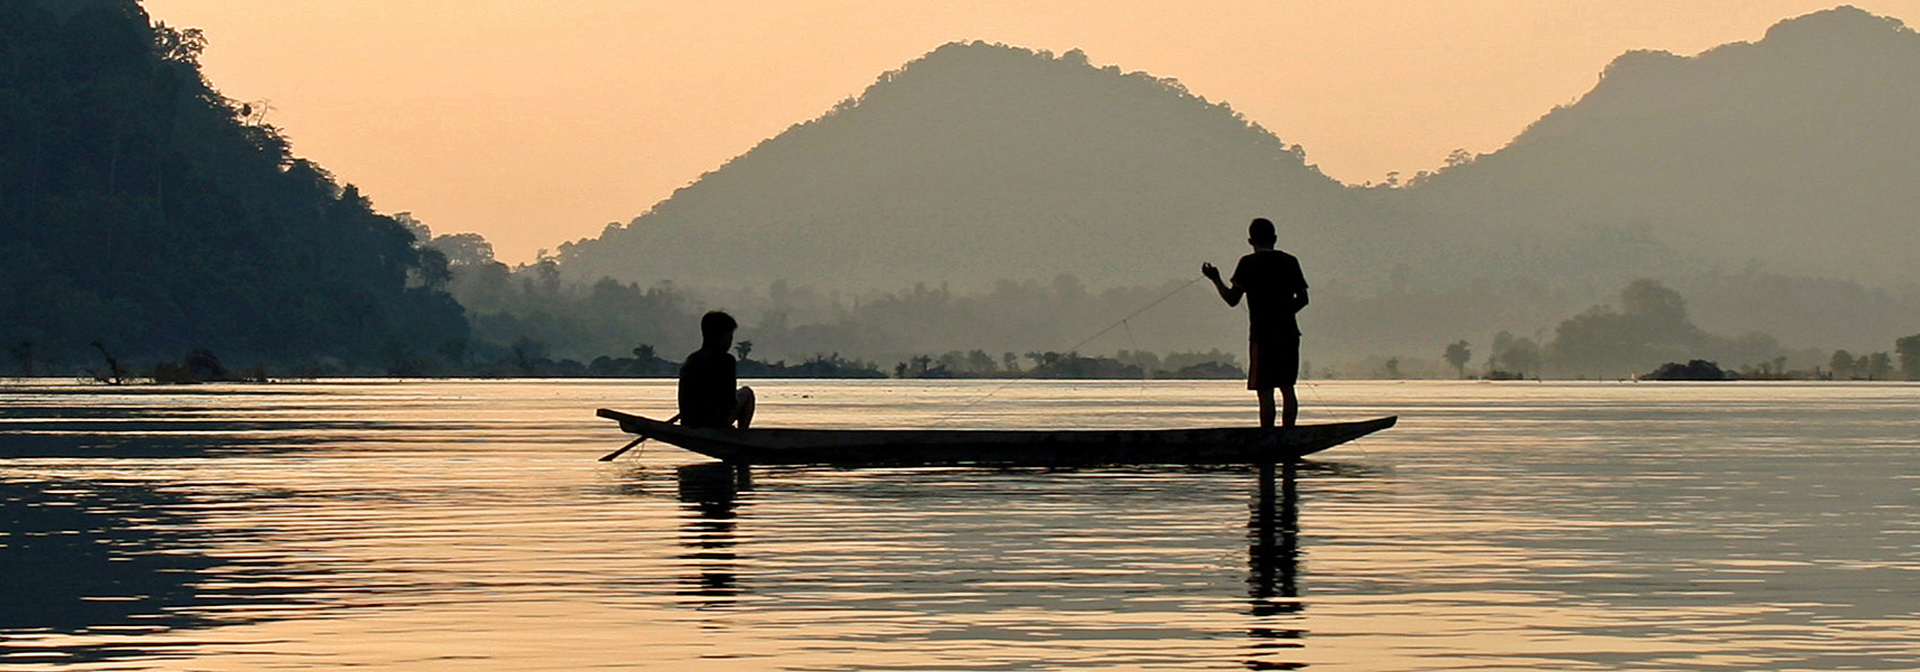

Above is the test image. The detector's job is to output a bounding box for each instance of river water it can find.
[2,379,1916,670]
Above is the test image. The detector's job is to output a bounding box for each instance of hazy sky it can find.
[142,0,1916,264]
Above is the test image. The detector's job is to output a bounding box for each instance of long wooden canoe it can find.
[597,408,1395,467]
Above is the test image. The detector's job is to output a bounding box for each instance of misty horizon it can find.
[8,1,1920,380]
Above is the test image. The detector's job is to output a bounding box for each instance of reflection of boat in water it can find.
[598,409,1394,467]
[668,456,1325,668]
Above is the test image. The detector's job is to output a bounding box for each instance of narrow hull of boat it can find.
[597,409,1395,467]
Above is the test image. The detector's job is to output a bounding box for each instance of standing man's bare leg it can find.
[1257,388,1277,429]
[1280,386,1299,427]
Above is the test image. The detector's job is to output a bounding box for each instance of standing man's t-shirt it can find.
[1230,249,1308,390]
[678,348,738,428]
[1230,249,1309,342]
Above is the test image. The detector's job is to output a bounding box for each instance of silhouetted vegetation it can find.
[1643,360,1730,381]
[1897,334,1920,380]
[150,348,265,383]
[1822,348,1896,380]
[1484,331,1543,379]
[9,4,1918,384]
[882,348,1245,380]
[1443,340,1471,379]
[1402,278,1920,383]
[1548,280,1703,376]
[412,252,1908,382]
[1,0,466,374]
[429,250,1254,379]
[1542,279,1806,378]
[743,353,887,379]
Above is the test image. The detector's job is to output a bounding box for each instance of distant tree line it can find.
[1427,279,1920,381]
[397,243,1251,379]
[891,348,1243,380]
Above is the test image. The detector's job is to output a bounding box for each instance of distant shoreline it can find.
[5,375,1911,387]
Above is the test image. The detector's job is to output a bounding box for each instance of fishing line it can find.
[1296,369,1375,460]
[1300,379,1330,419]
[1296,347,1331,422]
[931,276,1203,426]
[1120,318,1146,393]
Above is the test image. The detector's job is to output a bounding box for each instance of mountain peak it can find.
[1762,5,1912,45]
[559,43,1344,290]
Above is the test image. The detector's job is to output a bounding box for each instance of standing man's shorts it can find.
[1248,336,1301,390]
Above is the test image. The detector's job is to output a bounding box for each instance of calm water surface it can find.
[2,379,1917,670]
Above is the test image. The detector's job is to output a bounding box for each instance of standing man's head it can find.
[1248,218,1277,249]
[700,311,737,351]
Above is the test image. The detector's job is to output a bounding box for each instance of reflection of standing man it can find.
[1202,218,1309,428]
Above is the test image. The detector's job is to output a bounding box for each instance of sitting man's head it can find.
[701,311,737,350]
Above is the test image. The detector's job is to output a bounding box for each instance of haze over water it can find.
[3,379,1917,670]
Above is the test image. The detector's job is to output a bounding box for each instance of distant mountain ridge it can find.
[561,6,1920,294]
[559,42,1370,290]
[1404,5,1920,285]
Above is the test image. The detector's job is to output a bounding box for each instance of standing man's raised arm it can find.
[1201,262,1242,307]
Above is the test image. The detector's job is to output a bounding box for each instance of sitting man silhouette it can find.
[1202,217,1309,428]
[678,311,755,429]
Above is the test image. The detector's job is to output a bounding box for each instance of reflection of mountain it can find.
[0,480,299,665]
[561,6,1920,297]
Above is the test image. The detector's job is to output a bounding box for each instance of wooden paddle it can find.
[598,413,679,461]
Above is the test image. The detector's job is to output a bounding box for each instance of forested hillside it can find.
[558,41,1377,291]
[560,9,1920,296]
[1,0,466,373]
[10,2,1916,378]
[1404,6,1920,286]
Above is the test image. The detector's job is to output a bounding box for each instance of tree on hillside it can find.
[1619,280,1691,342]
[1487,331,1542,379]
[1829,349,1857,379]
[1444,340,1472,378]
[1864,352,1894,381]
[1896,334,1920,380]
[426,232,498,268]
[1381,357,1403,379]
[1549,280,1703,376]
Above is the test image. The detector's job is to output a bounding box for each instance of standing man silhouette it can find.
[1202,218,1309,428]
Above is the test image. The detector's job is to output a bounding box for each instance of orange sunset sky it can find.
[141,0,1917,264]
